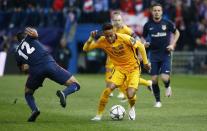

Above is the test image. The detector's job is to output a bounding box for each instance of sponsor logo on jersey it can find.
[151,32,167,37]
[162,25,167,30]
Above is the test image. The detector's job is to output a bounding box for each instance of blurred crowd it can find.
[0,0,207,52]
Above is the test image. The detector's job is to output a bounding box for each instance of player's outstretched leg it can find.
[139,78,152,92]
[91,87,113,121]
[25,87,40,122]
[57,76,80,108]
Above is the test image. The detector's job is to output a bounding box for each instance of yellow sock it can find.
[128,95,137,107]
[97,88,112,115]
[139,78,151,87]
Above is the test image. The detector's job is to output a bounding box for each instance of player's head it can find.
[16,27,38,42]
[102,23,116,43]
[111,11,123,28]
[16,31,26,42]
[151,3,163,21]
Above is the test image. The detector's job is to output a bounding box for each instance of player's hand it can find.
[90,30,98,39]
[25,27,38,38]
[144,42,150,48]
[144,63,151,71]
[166,44,175,52]
[21,64,29,73]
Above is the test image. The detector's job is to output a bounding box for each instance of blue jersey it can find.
[15,36,72,89]
[15,36,55,67]
[143,18,176,62]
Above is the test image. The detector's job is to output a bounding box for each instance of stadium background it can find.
[0,0,207,75]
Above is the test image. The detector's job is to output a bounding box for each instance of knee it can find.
[127,91,135,99]
[161,74,170,81]
[25,87,34,95]
[152,78,158,84]
[107,82,116,90]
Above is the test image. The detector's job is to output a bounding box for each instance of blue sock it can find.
[25,93,38,111]
[63,83,80,97]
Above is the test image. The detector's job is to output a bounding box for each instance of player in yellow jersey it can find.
[107,11,152,99]
[83,23,151,121]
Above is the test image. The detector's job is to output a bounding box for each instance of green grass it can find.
[0,74,207,131]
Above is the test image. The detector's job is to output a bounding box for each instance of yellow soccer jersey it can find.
[105,56,114,69]
[105,25,133,69]
[83,33,148,72]
[114,25,133,36]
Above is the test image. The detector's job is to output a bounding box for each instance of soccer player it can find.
[109,11,152,99]
[83,23,150,120]
[15,27,80,122]
[142,3,180,108]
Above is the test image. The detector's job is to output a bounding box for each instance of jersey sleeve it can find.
[83,36,105,51]
[133,40,148,64]
[167,20,176,33]
[123,34,148,64]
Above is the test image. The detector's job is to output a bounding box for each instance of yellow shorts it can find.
[108,68,140,89]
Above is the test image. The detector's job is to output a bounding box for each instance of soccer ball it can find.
[109,105,126,120]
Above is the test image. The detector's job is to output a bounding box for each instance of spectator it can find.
[94,0,108,12]
[120,0,135,15]
[108,0,120,10]
[201,55,207,73]
[54,38,71,69]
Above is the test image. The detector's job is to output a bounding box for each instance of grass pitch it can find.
[0,74,207,131]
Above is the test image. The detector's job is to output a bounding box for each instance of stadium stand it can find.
[0,0,207,74]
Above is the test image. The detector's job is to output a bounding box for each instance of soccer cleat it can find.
[56,90,66,108]
[91,115,102,121]
[128,106,136,120]
[109,92,114,97]
[117,92,125,99]
[27,109,40,122]
[154,102,162,108]
[165,86,172,97]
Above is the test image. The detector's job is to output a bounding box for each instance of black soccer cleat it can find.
[27,109,40,122]
[56,90,66,108]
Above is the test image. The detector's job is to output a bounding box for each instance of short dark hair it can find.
[16,31,26,42]
[151,3,163,9]
[112,11,121,16]
[102,23,113,31]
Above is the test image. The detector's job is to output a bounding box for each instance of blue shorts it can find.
[150,58,171,75]
[26,62,72,90]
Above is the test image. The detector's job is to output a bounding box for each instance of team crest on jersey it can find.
[162,25,167,30]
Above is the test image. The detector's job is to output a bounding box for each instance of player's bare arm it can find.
[134,41,151,71]
[167,29,180,51]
